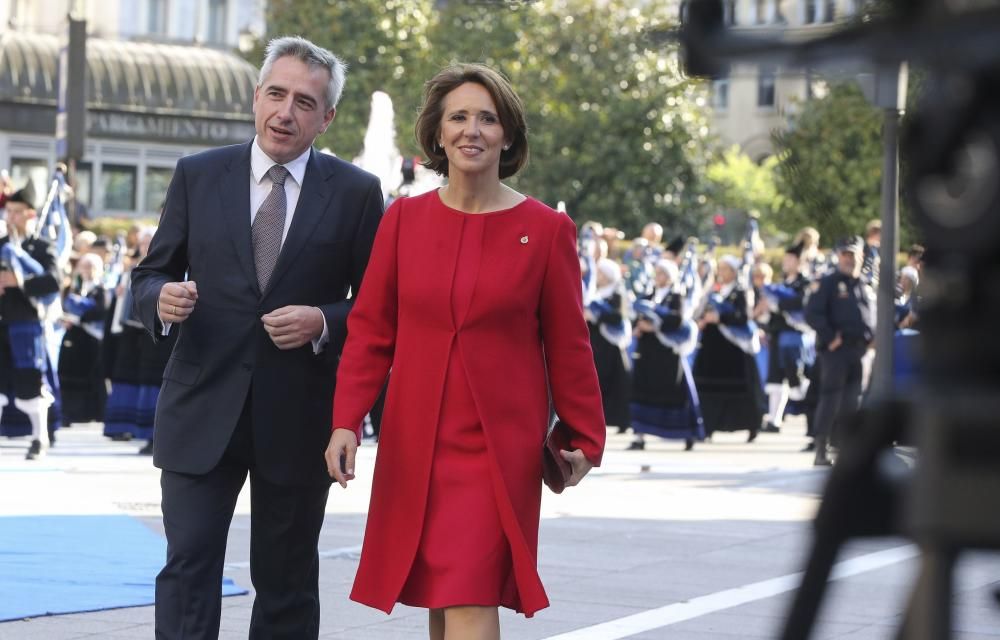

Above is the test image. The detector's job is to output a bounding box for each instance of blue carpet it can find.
[0,515,247,621]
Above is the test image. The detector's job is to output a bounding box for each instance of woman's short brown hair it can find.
[415,63,528,180]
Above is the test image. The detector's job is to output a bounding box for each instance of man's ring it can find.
[172,305,177,315]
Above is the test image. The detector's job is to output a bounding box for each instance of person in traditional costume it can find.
[628,258,704,451]
[693,254,766,441]
[0,182,61,459]
[326,63,606,639]
[102,228,152,442]
[760,243,815,434]
[586,257,633,433]
[58,252,108,425]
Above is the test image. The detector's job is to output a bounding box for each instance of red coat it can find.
[333,190,606,616]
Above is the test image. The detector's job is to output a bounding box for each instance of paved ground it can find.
[2,418,999,639]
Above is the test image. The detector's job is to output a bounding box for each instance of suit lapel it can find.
[263,148,331,298]
[220,143,260,297]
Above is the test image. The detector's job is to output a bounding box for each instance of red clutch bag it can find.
[543,420,573,494]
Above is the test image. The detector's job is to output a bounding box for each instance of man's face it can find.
[253,56,336,164]
[4,202,32,235]
[838,249,862,278]
[782,253,800,277]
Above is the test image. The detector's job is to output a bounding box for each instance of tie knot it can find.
[267,164,289,186]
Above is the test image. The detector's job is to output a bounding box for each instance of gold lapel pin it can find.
[520,235,529,244]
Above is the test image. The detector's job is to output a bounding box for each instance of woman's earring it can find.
[503,144,510,151]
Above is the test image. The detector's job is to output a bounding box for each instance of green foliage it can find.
[258,0,435,159]
[771,82,884,243]
[705,146,788,239]
[84,216,157,238]
[252,0,713,235]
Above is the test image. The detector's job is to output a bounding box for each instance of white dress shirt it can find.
[160,137,329,353]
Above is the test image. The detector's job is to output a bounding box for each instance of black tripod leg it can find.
[895,546,955,640]
[779,532,844,640]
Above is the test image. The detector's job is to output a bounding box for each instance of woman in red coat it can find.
[325,64,606,639]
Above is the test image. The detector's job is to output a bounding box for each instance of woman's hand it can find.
[560,449,594,488]
[325,428,358,488]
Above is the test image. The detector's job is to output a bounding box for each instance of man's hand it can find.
[0,270,19,290]
[261,306,324,350]
[560,449,594,488]
[325,428,358,489]
[159,281,198,324]
[828,331,843,352]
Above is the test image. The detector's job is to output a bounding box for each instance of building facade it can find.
[0,0,265,218]
[707,0,857,160]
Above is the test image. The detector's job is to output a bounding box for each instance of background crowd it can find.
[578,214,924,465]
[0,166,172,458]
[0,161,923,468]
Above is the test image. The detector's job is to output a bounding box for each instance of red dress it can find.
[398,214,515,608]
[332,191,606,617]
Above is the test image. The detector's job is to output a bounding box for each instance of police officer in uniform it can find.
[0,183,60,459]
[805,236,876,466]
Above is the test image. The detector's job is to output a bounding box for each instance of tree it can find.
[256,0,435,159]
[252,0,715,235]
[771,82,885,242]
[487,0,715,235]
[705,145,789,241]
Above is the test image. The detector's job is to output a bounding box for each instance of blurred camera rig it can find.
[673,2,1000,638]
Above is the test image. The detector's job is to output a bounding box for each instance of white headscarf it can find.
[595,258,622,300]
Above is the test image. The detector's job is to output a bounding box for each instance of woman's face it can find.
[718,263,737,284]
[596,269,612,288]
[438,82,507,179]
[654,269,672,289]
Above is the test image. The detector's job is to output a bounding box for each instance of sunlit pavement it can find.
[2,418,999,639]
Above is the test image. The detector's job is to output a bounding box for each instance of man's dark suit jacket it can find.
[131,142,383,485]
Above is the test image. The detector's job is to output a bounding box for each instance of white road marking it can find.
[540,544,920,640]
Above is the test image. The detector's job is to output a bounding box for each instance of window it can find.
[74,162,93,208]
[148,0,168,35]
[145,167,174,213]
[102,165,137,212]
[757,66,776,108]
[9,158,48,208]
[824,0,836,21]
[712,75,730,110]
[804,0,819,23]
[207,0,227,44]
[755,0,768,23]
[724,0,737,25]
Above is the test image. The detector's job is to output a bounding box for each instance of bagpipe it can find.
[33,174,73,270]
[103,232,128,291]
[587,292,633,350]
[0,236,58,308]
[633,297,699,356]
[707,292,761,355]
[62,291,104,341]
[578,224,598,303]
[761,282,813,334]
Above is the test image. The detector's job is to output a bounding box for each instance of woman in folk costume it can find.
[693,254,767,441]
[586,257,633,432]
[760,243,815,433]
[58,252,108,425]
[102,230,149,441]
[629,258,705,451]
[325,64,606,639]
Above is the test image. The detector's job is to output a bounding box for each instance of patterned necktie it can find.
[252,164,289,291]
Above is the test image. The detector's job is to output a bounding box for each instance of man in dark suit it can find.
[131,36,383,639]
